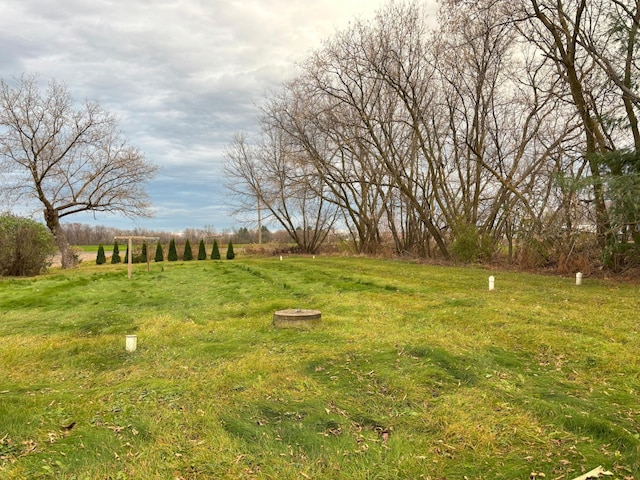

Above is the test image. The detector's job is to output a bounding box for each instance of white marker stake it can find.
[489,276,495,291]
[126,335,137,353]
[576,272,582,285]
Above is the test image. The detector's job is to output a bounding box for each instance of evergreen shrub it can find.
[226,240,235,260]
[155,241,164,262]
[139,242,148,263]
[198,239,207,260]
[96,244,106,265]
[183,239,193,261]
[211,240,221,260]
[168,239,178,261]
[111,241,121,264]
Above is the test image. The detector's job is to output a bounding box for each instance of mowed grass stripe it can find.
[0,257,638,479]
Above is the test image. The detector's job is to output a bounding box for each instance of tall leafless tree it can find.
[224,129,338,254]
[0,75,157,268]
[261,70,394,254]
[576,0,640,148]
[226,0,637,265]
[515,0,618,245]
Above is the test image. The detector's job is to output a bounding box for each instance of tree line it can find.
[59,223,287,247]
[225,0,640,271]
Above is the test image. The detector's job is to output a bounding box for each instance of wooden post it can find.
[146,241,151,272]
[114,236,160,279]
[257,196,262,245]
[128,237,133,279]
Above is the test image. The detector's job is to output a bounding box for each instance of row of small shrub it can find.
[96,239,235,265]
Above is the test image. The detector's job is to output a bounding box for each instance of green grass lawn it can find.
[0,257,638,479]
[77,246,102,253]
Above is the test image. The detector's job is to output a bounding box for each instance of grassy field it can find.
[0,257,638,479]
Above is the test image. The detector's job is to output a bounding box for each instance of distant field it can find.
[76,245,101,253]
[0,257,638,479]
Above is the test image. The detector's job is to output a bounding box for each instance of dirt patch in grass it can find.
[49,252,99,268]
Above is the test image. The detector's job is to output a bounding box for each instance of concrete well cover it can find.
[273,309,321,327]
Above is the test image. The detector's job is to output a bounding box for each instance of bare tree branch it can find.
[0,74,158,268]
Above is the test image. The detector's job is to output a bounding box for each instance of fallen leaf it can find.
[570,466,613,480]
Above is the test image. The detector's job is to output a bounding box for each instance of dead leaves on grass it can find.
[106,423,139,436]
[569,466,613,479]
[0,435,37,465]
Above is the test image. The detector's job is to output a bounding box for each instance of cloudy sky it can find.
[0,0,438,233]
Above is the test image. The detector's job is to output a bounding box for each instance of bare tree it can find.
[276,6,447,256]
[577,0,640,144]
[515,0,618,244]
[0,75,157,268]
[260,73,393,255]
[225,0,637,266]
[224,130,338,254]
[432,0,582,258]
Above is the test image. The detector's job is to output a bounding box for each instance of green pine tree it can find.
[96,244,106,265]
[168,239,178,261]
[183,239,193,261]
[111,241,121,264]
[211,239,221,260]
[198,239,207,260]
[124,244,130,264]
[226,240,236,260]
[140,242,148,263]
[155,241,164,262]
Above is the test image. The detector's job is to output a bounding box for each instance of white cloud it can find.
[0,0,437,232]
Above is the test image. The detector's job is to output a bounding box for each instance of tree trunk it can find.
[44,208,76,269]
